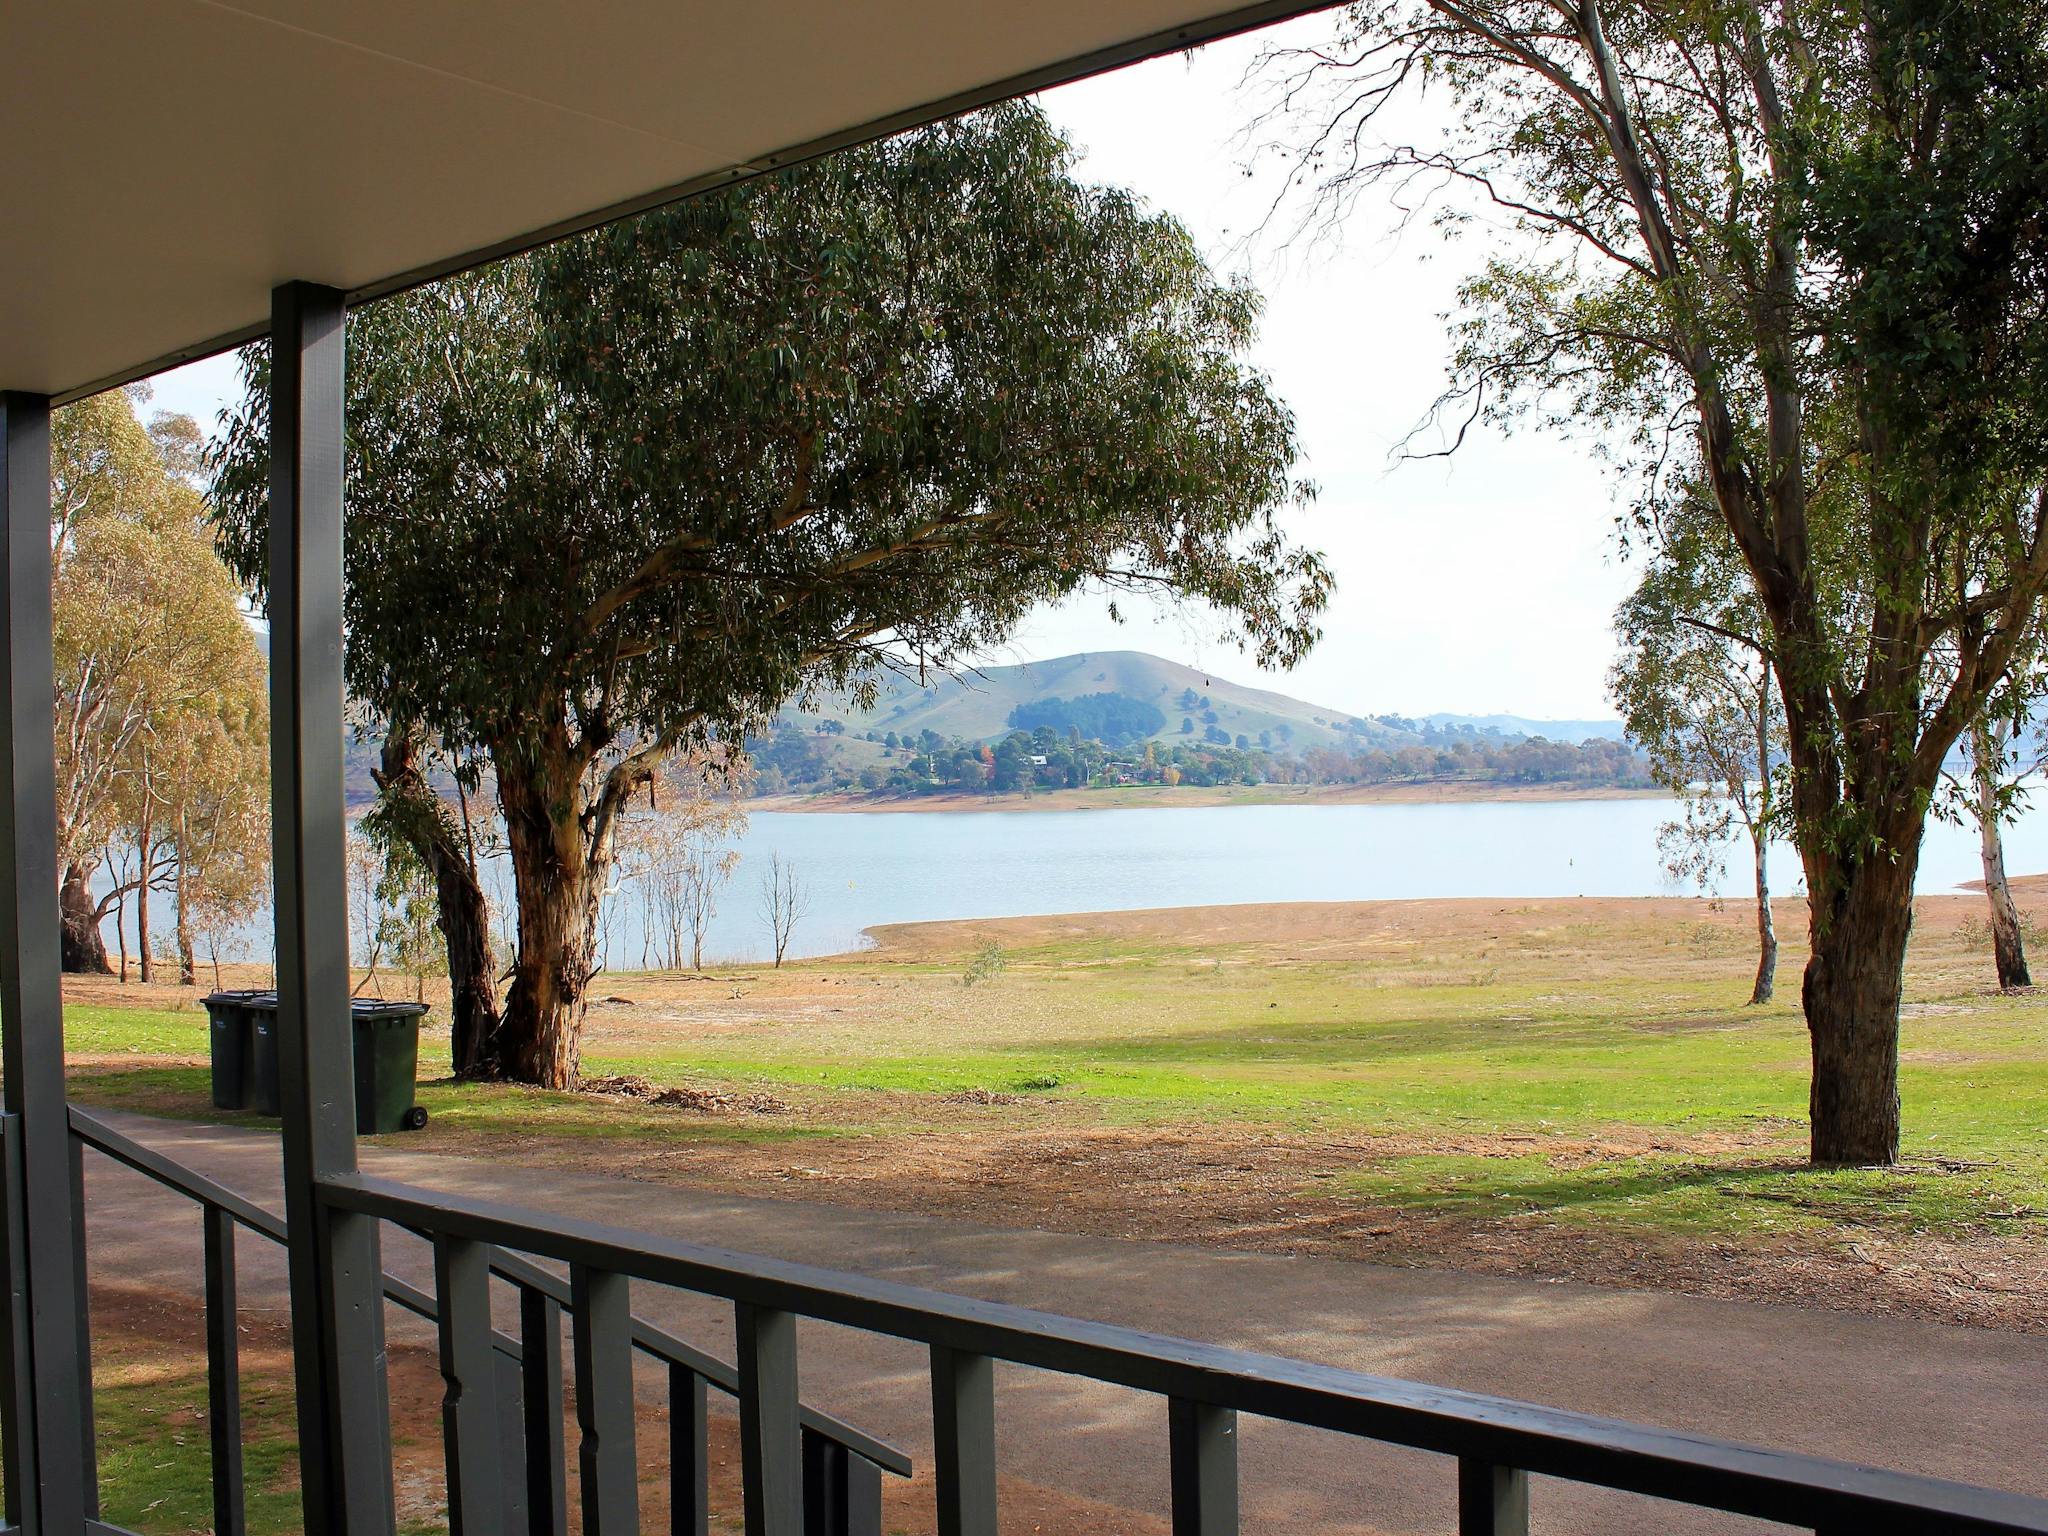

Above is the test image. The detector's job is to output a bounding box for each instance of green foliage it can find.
[207,102,1325,1078]
[1006,692,1165,745]
[961,940,1007,987]
[209,103,1324,769]
[360,807,443,999]
[1253,0,2048,1160]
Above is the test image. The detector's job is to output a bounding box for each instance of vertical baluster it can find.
[495,1342,531,1535]
[519,1284,568,1536]
[801,1429,882,1536]
[735,1304,801,1536]
[572,1265,639,1536]
[669,1362,708,1536]
[434,1235,504,1535]
[203,1204,246,1536]
[67,1128,97,1516]
[0,1115,36,1534]
[929,1345,996,1536]
[1168,1399,1236,1536]
[1458,1457,1529,1536]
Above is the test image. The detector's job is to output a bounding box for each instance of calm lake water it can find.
[124,794,2048,972]
[563,794,2048,966]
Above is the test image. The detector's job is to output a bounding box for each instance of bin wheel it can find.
[402,1105,429,1131]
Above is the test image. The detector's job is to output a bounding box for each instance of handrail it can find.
[321,1165,2048,1536]
[65,1105,910,1478]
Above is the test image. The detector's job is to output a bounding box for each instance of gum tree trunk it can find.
[374,735,502,1075]
[490,746,606,1089]
[175,857,195,985]
[1748,822,1777,1005]
[135,801,154,983]
[1972,722,2031,989]
[1747,685,1776,1006]
[1802,837,1921,1165]
[60,860,111,973]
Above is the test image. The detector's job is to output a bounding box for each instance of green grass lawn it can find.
[55,902,2048,1529]
[64,901,2048,1251]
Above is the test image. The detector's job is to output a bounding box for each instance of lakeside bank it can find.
[751,779,1665,814]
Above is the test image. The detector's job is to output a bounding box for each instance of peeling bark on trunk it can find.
[1973,725,2031,990]
[491,748,606,1090]
[61,859,111,973]
[374,735,502,1076]
[1802,837,1919,1165]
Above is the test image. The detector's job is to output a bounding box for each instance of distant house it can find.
[1029,753,1048,766]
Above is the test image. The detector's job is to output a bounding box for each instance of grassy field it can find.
[67,885,2048,1331]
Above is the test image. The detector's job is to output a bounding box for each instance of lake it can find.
[119,793,2048,972]
[544,794,2048,966]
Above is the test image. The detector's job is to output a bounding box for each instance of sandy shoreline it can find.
[751,780,1667,814]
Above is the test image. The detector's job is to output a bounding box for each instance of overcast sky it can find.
[141,15,1636,723]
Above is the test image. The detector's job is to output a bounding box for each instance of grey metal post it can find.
[0,389,92,1535]
[737,1304,801,1536]
[1458,1457,1529,1536]
[268,281,396,1536]
[929,1346,996,1536]
[1168,1399,1236,1536]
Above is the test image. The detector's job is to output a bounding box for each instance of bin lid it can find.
[351,999,431,1019]
[202,989,278,1006]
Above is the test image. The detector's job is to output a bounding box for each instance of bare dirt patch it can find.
[414,1112,2048,1336]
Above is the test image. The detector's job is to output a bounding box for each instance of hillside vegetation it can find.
[782,651,1423,753]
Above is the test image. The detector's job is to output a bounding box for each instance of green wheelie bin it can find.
[202,989,271,1109]
[351,998,431,1133]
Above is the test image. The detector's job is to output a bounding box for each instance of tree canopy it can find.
[213,101,1327,1085]
[1253,0,2048,1162]
[53,390,267,976]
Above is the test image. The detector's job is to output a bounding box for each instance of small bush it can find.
[961,940,1007,987]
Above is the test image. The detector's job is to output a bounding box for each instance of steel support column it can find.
[0,389,93,1535]
[268,282,396,1535]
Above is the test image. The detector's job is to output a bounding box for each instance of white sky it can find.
[140,16,1636,723]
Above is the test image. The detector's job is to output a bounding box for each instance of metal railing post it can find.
[1458,1457,1530,1536]
[670,1362,709,1536]
[801,1426,882,1536]
[434,1235,505,1534]
[1168,1399,1237,1536]
[203,1204,247,1536]
[519,1284,569,1536]
[0,389,93,1535]
[930,1345,996,1536]
[737,1304,802,1536]
[268,281,396,1536]
[572,1264,639,1536]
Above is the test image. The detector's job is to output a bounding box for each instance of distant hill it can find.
[1423,712,1627,745]
[782,651,1406,752]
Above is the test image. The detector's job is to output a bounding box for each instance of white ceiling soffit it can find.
[2,0,1335,403]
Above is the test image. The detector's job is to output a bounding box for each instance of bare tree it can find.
[677,843,733,972]
[1970,717,2033,989]
[757,853,811,968]
[617,747,750,974]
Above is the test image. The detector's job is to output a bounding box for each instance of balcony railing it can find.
[63,1106,910,1536]
[47,1105,2048,1536]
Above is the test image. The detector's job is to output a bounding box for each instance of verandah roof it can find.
[2,0,1329,403]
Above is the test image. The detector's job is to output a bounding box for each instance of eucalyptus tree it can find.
[52,391,261,973]
[1255,0,2048,1163]
[214,102,1326,1088]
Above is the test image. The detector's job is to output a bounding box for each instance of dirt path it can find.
[78,1110,2048,1536]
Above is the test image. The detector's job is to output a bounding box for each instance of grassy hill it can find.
[783,650,1405,752]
